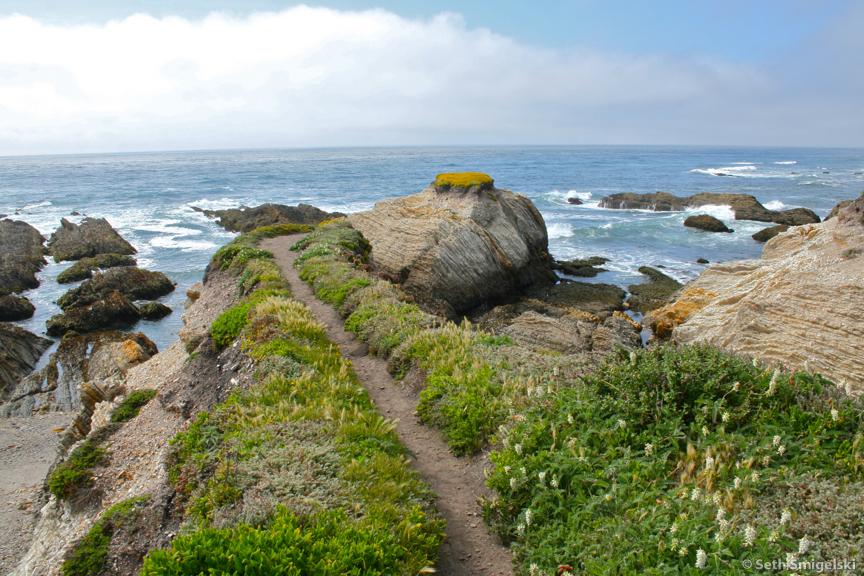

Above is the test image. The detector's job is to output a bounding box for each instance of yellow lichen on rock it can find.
[612,310,642,331]
[646,287,717,339]
[433,172,494,191]
[121,339,148,364]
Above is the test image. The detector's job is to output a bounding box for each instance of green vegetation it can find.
[484,345,864,574]
[61,496,150,576]
[110,389,157,423]
[143,225,443,575]
[433,172,494,190]
[211,223,313,272]
[47,438,108,501]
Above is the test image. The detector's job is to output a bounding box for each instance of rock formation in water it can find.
[0,219,46,294]
[349,173,556,316]
[197,203,342,232]
[0,324,52,400]
[599,192,821,225]
[48,218,136,262]
[648,192,864,392]
[684,214,733,233]
[0,294,36,321]
[751,224,788,243]
[627,266,683,313]
[553,257,608,277]
[56,253,137,284]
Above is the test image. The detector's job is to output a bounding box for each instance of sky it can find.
[0,0,861,155]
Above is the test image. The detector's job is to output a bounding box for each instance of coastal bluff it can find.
[650,192,864,392]
[349,173,556,316]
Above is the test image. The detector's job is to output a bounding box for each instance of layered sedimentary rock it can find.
[0,219,46,294]
[48,218,136,262]
[650,193,864,391]
[349,176,556,315]
[599,192,821,225]
[198,203,341,232]
[0,324,51,399]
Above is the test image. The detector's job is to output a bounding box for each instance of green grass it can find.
[61,496,150,576]
[484,345,864,574]
[110,389,157,423]
[145,224,443,575]
[47,438,109,501]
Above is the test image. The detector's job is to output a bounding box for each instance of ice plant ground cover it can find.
[137,225,443,575]
[484,346,863,574]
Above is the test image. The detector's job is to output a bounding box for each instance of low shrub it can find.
[209,302,252,349]
[47,439,108,501]
[484,345,864,574]
[110,389,157,423]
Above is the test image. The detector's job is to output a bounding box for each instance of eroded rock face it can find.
[349,182,556,316]
[0,324,51,399]
[657,194,864,392]
[48,218,136,262]
[0,331,157,416]
[198,203,341,233]
[684,214,733,233]
[599,192,821,225]
[0,219,46,294]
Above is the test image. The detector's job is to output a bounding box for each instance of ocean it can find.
[2,146,862,352]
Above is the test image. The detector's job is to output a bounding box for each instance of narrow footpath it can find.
[262,236,513,576]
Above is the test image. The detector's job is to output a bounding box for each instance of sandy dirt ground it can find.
[0,412,72,574]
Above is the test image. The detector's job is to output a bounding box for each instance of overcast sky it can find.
[0,1,861,155]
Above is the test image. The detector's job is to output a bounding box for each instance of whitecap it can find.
[134,220,202,236]
[21,200,53,210]
[547,222,573,239]
[545,189,593,206]
[685,204,736,221]
[149,236,218,251]
[187,197,242,211]
[690,165,757,177]
[315,201,375,214]
[763,200,787,211]
[774,161,797,165]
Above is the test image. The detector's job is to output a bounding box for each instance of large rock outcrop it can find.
[649,193,864,392]
[0,324,51,399]
[684,214,733,233]
[198,203,342,233]
[349,174,556,315]
[599,192,821,225]
[48,218,136,262]
[0,294,36,321]
[0,219,46,294]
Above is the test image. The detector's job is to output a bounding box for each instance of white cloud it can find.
[0,5,857,155]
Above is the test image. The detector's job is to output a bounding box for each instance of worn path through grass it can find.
[261,235,513,576]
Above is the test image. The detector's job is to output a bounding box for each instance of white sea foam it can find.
[690,165,757,177]
[187,197,243,211]
[316,201,375,214]
[774,161,797,165]
[134,220,202,236]
[20,200,53,211]
[545,189,593,205]
[547,222,574,239]
[763,200,787,211]
[149,236,218,251]
[685,204,736,221]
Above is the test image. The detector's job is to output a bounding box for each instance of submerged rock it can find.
[0,219,46,294]
[56,253,137,284]
[0,324,51,399]
[684,214,733,233]
[198,203,341,233]
[752,224,789,243]
[599,192,821,225]
[554,257,608,277]
[48,217,136,262]
[349,174,556,316]
[627,266,682,313]
[659,194,864,391]
[1,331,156,416]
[0,294,36,321]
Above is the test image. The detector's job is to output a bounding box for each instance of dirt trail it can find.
[262,236,513,576]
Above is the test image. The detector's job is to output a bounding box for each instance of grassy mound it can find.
[484,345,864,574]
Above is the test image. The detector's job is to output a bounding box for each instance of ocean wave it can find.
[134,220,202,236]
[547,222,574,239]
[186,197,243,211]
[21,200,53,211]
[149,236,218,251]
[545,189,594,206]
[685,204,736,221]
[763,200,787,211]
[316,201,375,214]
[774,161,797,165]
[690,165,757,177]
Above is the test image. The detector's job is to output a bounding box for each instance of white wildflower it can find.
[538,471,546,486]
[529,563,540,576]
[702,425,709,436]
[690,487,701,501]
[669,523,678,535]
[705,456,715,470]
[678,547,688,557]
[629,350,637,365]
[717,518,729,534]
[520,466,527,476]
[767,370,779,396]
[695,548,707,569]
[780,509,792,526]
[768,529,779,543]
[502,436,510,448]
[604,492,613,502]
[752,357,759,368]
[712,492,722,506]
[772,435,782,447]
[777,444,786,456]
[524,508,532,527]
[509,477,518,490]
[567,413,574,425]
[798,536,811,555]
[644,442,654,456]
[670,537,679,551]
[831,408,839,421]
[786,552,798,566]
[716,508,726,522]
[617,418,627,429]
[751,471,760,482]
[550,475,559,489]
[762,455,772,466]
[504,465,511,474]
[732,380,741,392]
[715,530,726,543]
[733,477,742,490]
[516,522,525,536]
[743,524,757,547]
[722,411,730,423]
[514,443,523,456]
